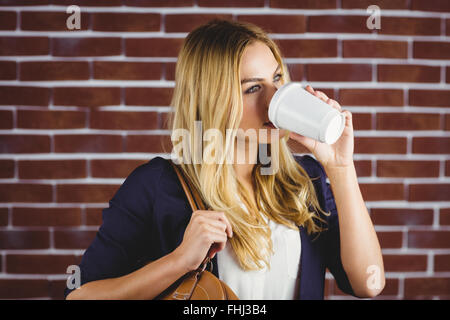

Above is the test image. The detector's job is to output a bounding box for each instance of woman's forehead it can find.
[240,42,279,79]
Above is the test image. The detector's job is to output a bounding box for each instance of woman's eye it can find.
[245,85,261,94]
[274,73,283,82]
[244,74,283,94]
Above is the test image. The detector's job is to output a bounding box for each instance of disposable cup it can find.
[268,82,346,145]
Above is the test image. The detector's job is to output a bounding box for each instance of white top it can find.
[216,203,301,300]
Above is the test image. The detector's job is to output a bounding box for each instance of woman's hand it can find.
[173,210,233,272]
[288,85,354,169]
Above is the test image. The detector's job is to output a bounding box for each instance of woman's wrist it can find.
[169,246,194,274]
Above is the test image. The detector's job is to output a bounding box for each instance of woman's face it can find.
[238,41,287,144]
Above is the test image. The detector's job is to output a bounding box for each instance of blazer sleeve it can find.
[299,155,356,297]
[64,158,164,299]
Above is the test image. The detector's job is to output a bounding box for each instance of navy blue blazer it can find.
[64,155,356,300]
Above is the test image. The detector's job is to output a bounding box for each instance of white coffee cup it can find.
[268,82,346,145]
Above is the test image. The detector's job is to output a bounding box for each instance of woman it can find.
[65,19,385,300]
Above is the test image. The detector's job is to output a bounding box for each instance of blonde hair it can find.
[164,19,329,271]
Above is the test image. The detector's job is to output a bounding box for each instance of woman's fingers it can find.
[203,211,233,238]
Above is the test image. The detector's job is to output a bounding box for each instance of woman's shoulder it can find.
[125,156,173,183]
[113,156,175,200]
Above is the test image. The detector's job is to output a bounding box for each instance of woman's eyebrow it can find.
[240,64,281,85]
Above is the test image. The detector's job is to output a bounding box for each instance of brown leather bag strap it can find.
[168,159,207,211]
[168,159,211,270]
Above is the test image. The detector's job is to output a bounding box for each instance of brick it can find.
[343,40,408,59]
[379,17,441,36]
[93,61,162,80]
[0,11,16,30]
[355,137,407,154]
[412,137,450,154]
[53,87,121,107]
[306,64,371,82]
[446,115,450,130]
[18,160,87,179]
[0,86,50,106]
[411,0,450,12]
[86,207,103,226]
[198,0,264,6]
[352,113,372,130]
[17,110,86,129]
[370,208,433,226]
[126,38,184,57]
[125,87,173,106]
[409,90,450,107]
[0,279,49,299]
[0,135,51,154]
[275,39,337,58]
[21,11,89,31]
[124,0,194,6]
[6,254,81,274]
[377,231,403,249]
[0,230,49,249]
[126,134,173,153]
[378,64,440,83]
[0,37,49,56]
[90,111,158,130]
[52,37,122,57]
[1,0,49,4]
[12,207,82,227]
[270,0,336,8]
[342,0,409,9]
[360,183,405,201]
[92,13,160,32]
[383,254,427,272]
[340,89,404,106]
[0,110,13,129]
[377,160,440,178]
[0,61,16,79]
[91,159,148,178]
[409,184,450,201]
[435,255,450,272]
[54,230,97,249]
[237,15,306,34]
[50,0,122,5]
[0,183,52,203]
[354,160,371,177]
[160,112,171,130]
[54,135,123,153]
[376,113,441,131]
[0,207,8,226]
[409,230,450,249]
[308,15,371,34]
[442,208,450,225]
[286,64,304,82]
[20,61,89,81]
[447,160,450,176]
[0,160,14,178]
[165,62,176,81]
[165,14,233,33]
[56,184,119,203]
[414,42,450,60]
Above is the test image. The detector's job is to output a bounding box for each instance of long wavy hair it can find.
[164,19,329,271]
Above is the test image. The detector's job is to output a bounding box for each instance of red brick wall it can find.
[0,0,449,300]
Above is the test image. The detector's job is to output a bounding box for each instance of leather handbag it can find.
[158,159,238,300]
